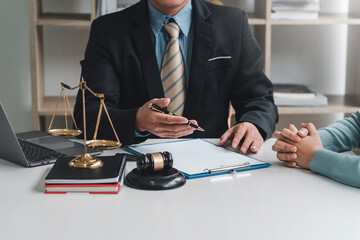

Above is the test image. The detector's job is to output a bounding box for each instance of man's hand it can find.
[272,123,322,169]
[218,122,263,154]
[135,98,197,138]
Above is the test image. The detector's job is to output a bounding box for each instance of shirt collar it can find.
[148,0,192,37]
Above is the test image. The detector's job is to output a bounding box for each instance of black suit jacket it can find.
[74,0,278,145]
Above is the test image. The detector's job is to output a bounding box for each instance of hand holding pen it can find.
[149,103,204,132]
[135,98,204,138]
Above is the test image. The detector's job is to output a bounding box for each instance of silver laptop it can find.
[0,103,101,167]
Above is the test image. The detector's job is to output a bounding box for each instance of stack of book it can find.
[273,83,328,107]
[44,154,127,194]
[271,0,320,20]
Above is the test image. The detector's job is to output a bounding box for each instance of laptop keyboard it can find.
[18,139,67,162]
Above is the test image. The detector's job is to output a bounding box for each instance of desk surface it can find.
[1,138,360,240]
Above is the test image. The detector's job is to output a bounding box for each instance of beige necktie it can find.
[160,22,186,116]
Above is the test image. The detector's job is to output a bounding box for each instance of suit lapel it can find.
[183,0,214,119]
[130,0,164,99]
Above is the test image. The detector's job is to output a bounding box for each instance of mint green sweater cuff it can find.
[310,149,335,177]
[310,148,360,188]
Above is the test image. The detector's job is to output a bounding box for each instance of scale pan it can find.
[85,139,121,150]
[48,129,82,137]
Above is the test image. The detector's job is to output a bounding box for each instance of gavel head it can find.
[136,151,173,172]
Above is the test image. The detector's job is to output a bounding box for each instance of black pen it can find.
[149,103,205,132]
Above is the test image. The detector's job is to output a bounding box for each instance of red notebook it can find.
[44,183,120,194]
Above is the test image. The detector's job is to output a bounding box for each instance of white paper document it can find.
[126,139,269,177]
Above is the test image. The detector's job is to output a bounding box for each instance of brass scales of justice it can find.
[47,77,121,169]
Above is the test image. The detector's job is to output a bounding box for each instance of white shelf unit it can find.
[29,0,360,130]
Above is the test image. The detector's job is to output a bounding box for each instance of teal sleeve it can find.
[318,111,360,152]
[310,148,360,188]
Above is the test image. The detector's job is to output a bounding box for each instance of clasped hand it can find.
[272,123,323,169]
[136,98,264,153]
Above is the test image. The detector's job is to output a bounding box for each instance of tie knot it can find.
[163,22,180,38]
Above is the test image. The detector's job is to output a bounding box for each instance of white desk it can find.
[1,139,360,240]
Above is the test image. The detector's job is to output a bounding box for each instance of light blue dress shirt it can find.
[148,0,193,86]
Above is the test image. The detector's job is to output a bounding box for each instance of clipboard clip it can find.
[204,162,250,174]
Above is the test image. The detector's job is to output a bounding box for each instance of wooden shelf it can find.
[278,95,360,114]
[29,0,96,129]
[248,18,267,25]
[43,94,359,117]
[247,13,266,25]
[270,13,360,25]
[38,96,76,116]
[37,13,92,26]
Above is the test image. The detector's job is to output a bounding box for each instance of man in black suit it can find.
[74,0,278,153]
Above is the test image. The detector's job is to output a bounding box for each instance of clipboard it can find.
[124,139,270,179]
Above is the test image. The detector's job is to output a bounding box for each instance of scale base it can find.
[125,168,186,190]
[68,153,104,169]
